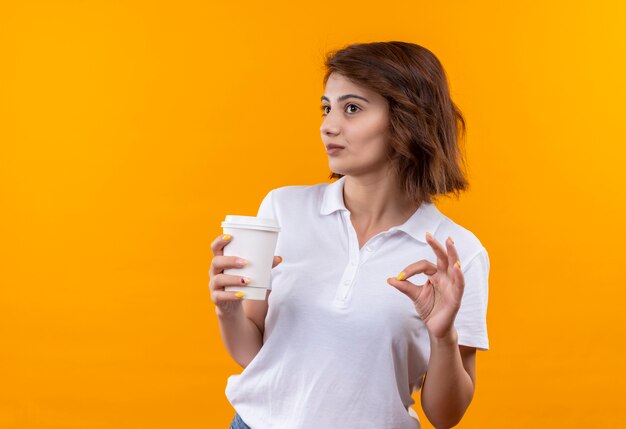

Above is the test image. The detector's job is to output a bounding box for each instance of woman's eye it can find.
[346,104,360,113]
[320,104,360,117]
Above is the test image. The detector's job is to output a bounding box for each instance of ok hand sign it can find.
[387,232,464,340]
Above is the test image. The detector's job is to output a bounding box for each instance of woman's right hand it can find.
[209,233,282,317]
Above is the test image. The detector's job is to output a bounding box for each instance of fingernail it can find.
[426,232,433,240]
[240,276,251,285]
[396,271,406,281]
[235,258,248,266]
[235,292,245,298]
[448,236,454,244]
[278,256,283,263]
[456,260,461,269]
[223,234,231,241]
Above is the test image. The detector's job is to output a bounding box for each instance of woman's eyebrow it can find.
[320,94,370,103]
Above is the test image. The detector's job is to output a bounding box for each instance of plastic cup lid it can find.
[221,215,280,232]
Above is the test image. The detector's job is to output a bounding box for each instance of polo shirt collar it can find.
[320,175,443,244]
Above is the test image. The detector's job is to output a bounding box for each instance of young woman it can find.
[210,41,490,429]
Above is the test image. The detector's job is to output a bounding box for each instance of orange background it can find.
[1,1,625,428]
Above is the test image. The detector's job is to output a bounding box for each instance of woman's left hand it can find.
[387,233,464,340]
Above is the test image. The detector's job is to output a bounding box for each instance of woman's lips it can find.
[326,145,345,155]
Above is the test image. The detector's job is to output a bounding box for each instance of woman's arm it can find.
[216,305,263,368]
[420,327,476,429]
[388,234,483,428]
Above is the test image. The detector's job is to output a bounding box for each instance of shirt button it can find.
[365,246,373,252]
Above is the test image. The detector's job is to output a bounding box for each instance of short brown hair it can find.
[322,41,469,205]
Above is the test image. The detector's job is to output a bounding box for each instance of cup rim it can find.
[222,215,280,232]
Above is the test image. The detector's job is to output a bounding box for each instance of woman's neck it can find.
[342,172,420,232]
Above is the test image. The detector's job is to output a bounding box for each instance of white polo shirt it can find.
[225,176,490,429]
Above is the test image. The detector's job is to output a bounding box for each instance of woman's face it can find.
[320,72,391,177]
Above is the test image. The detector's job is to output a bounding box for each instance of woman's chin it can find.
[327,162,346,175]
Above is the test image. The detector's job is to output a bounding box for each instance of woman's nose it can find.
[320,114,340,136]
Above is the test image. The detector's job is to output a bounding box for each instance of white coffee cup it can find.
[221,215,281,300]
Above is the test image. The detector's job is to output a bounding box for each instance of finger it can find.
[442,237,465,300]
[455,260,465,286]
[211,273,252,292]
[451,256,465,299]
[209,234,234,276]
[213,289,246,303]
[210,233,233,257]
[386,276,428,302]
[272,255,284,268]
[445,236,462,275]
[425,232,449,272]
[395,259,437,282]
[210,254,248,277]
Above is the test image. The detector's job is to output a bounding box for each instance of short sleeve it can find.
[454,246,490,350]
[256,190,276,220]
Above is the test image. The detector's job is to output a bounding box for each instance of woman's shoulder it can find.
[432,208,487,259]
[265,182,329,204]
